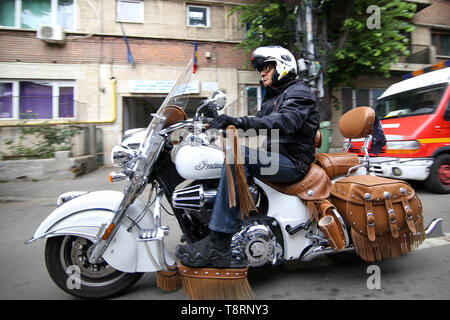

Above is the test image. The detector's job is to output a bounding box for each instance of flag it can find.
[119,21,135,65]
[193,41,198,73]
[369,112,386,155]
[123,34,135,65]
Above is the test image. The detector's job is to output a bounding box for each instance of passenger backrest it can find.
[338,106,375,139]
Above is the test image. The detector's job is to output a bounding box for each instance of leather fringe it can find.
[221,125,258,220]
[351,216,425,262]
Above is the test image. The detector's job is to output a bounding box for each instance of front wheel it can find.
[45,236,143,299]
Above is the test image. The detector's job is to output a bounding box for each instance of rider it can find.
[175,46,319,268]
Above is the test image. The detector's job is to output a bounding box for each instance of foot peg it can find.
[138,226,169,241]
[285,220,312,235]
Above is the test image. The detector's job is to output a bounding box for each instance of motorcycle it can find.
[26,60,443,299]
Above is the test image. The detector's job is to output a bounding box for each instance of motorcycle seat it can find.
[262,163,331,200]
[315,152,360,179]
[262,107,374,199]
[314,106,373,178]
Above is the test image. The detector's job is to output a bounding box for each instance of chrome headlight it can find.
[111,145,137,167]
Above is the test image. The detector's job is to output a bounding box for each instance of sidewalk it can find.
[0,166,123,202]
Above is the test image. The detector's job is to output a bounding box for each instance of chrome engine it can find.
[173,183,282,267]
[232,222,283,267]
[172,184,216,212]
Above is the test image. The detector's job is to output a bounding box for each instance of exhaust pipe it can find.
[425,218,444,238]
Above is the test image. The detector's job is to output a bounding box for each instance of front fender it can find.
[29,190,129,241]
[26,190,175,273]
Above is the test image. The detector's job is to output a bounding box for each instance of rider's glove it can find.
[208,114,245,130]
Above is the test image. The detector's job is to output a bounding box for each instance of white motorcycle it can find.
[26,60,443,299]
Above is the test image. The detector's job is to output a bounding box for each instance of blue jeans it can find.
[208,147,306,234]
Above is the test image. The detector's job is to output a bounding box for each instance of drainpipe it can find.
[0,77,117,127]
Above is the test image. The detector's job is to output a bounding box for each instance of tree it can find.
[326,0,416,87]
[230,0,417,90]
[229,1,297,59]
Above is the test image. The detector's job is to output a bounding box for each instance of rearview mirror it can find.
[211,91,226,110]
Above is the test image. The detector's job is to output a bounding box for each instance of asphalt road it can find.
[0,167,449,300]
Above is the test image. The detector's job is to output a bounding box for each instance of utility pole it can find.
[296,1,324,99]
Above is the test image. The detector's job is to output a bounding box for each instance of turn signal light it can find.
[102,223,115,240]
[109,171,127,183]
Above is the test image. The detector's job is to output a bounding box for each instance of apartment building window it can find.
[432,30,450,57]
[116,0,144,23]
[187,5,210,27]
[0,0,74,30]
[341,87,385,113]
[0,80,75,119]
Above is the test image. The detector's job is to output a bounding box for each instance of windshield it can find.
[374,83,447,119]
[132,59,193,179]
[139,60,193,153]
[107,59,194,238]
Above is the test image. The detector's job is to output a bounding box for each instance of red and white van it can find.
[347,61,450,193]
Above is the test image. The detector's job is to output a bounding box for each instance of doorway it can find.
[122,96,205,132]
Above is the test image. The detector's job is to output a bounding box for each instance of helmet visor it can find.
[251,55,276,72]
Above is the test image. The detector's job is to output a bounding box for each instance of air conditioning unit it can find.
[37,25,66,44]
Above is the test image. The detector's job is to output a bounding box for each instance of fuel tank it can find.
[173,143,224,180]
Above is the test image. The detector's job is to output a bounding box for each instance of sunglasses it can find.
[258,64,275,73]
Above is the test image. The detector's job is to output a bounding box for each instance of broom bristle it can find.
[178,262,255,300]
[157,266,182,292]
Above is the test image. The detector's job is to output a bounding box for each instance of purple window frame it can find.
[0,82,13,118]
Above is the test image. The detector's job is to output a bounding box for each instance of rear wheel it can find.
[45,236,143,299]
[425,154,450,194]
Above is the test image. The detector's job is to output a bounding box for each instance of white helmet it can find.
[251,46,297,83]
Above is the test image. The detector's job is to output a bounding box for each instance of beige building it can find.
[1,0,449,164]
[0,0,260,165]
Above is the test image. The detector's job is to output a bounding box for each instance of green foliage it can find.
[3,121,80,159]
[229,0,417,87]
[229,0,297,56]
[326,0,417,86]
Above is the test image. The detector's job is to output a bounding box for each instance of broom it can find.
[178,262,255,300]
[156,265,182,292]
[177,125,256,300]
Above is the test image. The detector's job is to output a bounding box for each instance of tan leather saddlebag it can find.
[331,175,425,262]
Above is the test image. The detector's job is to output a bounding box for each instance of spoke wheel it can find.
[45,236,143,299]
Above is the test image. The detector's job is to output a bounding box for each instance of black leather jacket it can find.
[241,77,319,176]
